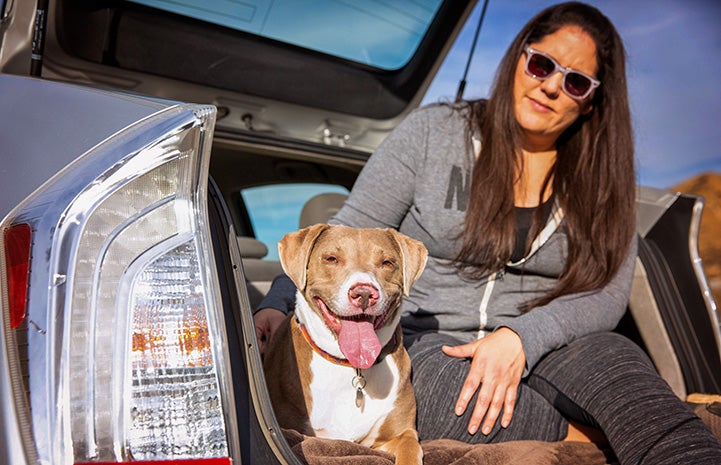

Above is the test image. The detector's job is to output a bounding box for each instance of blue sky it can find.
[423,0,721,189]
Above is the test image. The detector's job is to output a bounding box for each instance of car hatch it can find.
[0,0,476,153]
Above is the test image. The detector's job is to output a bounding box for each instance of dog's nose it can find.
[348,284,379,310]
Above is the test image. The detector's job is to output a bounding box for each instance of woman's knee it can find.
[532,331,663,412]
[408,333,468,391]
[553,332,654,371]
[407,331,568,443]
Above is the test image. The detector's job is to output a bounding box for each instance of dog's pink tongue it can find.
[338,319,381,369]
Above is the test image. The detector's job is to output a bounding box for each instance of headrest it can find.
[299,193,348,228]
[237,236,269,259]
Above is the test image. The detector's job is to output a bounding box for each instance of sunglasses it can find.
[524,46,600,100]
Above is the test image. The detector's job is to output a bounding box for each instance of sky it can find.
[422,0,721,189]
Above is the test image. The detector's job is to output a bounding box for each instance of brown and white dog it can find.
[263,224,427,465]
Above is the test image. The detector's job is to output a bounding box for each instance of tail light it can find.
[1,103,238,464]
[4,223,32,329]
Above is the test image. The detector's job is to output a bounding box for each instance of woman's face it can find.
[513,25,598,151]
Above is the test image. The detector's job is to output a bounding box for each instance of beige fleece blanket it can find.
[282,429,613,465]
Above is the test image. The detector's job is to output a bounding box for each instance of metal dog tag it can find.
[352,369,367,409]
[355,387,364,408]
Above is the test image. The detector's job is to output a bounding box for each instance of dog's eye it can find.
[323,255,338,264]
[381,259,396,268]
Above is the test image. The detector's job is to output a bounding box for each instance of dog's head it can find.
[278,224,427,369]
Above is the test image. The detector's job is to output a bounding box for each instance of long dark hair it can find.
[454,2,636,309]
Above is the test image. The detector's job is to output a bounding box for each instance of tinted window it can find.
[128,0,443,70]
[241,183,349,260]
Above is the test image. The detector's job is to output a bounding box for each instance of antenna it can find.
[456,0,490,102]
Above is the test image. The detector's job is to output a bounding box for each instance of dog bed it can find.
[282,428,613,465]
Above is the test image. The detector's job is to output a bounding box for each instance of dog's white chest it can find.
[307,353,401,446]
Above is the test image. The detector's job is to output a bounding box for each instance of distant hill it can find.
[673,172,721,304]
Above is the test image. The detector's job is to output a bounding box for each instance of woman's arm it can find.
[331,107,428,228]
[253,274,297,354]
[443,235,638,435]
[502,235,638,374]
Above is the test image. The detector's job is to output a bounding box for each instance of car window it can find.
[241,183,349,260]
[127,0,443,70]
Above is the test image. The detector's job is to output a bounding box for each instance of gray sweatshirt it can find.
[329,103,637,374]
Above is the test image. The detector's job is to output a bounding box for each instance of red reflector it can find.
[4,223,32,329]
[75,460,232,465]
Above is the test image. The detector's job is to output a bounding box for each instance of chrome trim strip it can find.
[689,197,721,367]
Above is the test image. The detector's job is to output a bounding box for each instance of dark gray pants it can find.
[407,331,721,465]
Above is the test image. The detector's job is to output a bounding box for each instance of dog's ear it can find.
[278,224,329,291]
[387,229,428,296]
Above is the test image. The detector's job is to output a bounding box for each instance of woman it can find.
[254,2,721,463]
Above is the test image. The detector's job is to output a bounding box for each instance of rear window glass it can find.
[241,183,349,260]
[128,0,443,70]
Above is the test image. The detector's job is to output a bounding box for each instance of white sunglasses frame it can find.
[524,46,601,100]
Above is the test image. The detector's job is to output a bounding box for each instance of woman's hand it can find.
[441,327,526,435]
[253,307,287,355]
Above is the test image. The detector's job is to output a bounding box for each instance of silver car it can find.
[1,1,719,464]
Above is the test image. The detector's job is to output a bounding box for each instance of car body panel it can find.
[0,74,171,220]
